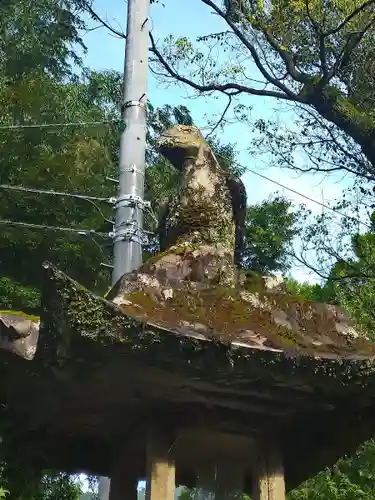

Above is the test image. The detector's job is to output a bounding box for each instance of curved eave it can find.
[35,262,375,389]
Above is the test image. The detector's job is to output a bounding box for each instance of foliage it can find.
[0,0,115,310]
[0,0,86,82]
[0,454,83,500]
[284,186,375,335]
[35,473,82,500]
[320,212,375,337]
[146,0,375,184]
[285,277,331,302]
[242,195,300,274]
[289,440,375,500]
[0,69,117,308]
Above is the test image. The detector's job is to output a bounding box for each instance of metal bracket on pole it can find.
[121,100,146,114]
[124,100,146,108]
[120,165,145,176]
[106,176,119,184]
[109,223,146,245]
[115,194,150,210]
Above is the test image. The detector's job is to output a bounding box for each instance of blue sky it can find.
[78,0,354,282]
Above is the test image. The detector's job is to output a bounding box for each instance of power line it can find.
[0,184,112,203]
[0,164,371,232]
[0,162,370,233]
[0,184,115,225]
[0,183,161,233]
[0,219,109,238]
[239,161,372,229]
[0,119,121,131]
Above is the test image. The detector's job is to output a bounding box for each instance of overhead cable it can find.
[0,119,121,131]
[0,219,109,238]
[238,161,372,229]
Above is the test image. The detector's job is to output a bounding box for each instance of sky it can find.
[77,0,355,283]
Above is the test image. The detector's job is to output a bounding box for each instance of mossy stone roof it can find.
[1,262,375,492]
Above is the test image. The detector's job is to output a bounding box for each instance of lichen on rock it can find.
[0,310,40,360]
[110,125,248,305]
[105,125,371,359]
[157,125,247,267]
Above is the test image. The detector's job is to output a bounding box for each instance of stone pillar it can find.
[252,440,285,500]
[196,460,244,499]
[109,453,138,500]
[145,429,176,500]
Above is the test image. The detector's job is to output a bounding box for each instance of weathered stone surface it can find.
[108,125,368,357]
[157,125,247,269]
[0,311,39,360]
[108,259,372,358]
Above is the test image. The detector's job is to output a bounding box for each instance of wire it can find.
[238,161,372,229]
[0,184,115,225]
[0,219,109,238]
[0,119,121,131]
[0,158,370,232]
[0,184,112,203]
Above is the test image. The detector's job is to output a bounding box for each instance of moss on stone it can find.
[114,280,375,358]
[33,262,375,396]
[0,310,40,322]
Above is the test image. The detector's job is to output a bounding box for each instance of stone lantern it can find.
[2,126,375,500]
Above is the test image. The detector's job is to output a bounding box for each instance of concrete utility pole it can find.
[111,0,150,286]
[99,0,150,498]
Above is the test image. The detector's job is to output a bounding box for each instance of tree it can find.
[0,0,85,84]
[0,0,110,311]
[242,195,300,274]
[140,0,375,184]
[315,211,375,337]
[0,69,118,311]
[288,440,375,500]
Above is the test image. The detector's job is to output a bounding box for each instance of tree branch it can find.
[260,27,311,84]
[324,0,375,36]
[328,18,375,80]
[205,93,233,139]
[297,105,373,179]
[149,33,303,102]
[200,0,307,93]
[304,0,330,81]
[79,0,126,39]
[304,0,320,32]
[318,35,329,81]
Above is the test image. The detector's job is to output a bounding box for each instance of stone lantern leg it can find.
[252,440,286,500]
[145,429,176,500]
[109,428,176,500]
[109,452,138,500]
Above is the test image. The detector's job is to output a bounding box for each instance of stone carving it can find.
[157,125,247,268]
[1,126,364,362]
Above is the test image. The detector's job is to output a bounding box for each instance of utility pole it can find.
[99,0,150,498]
[111,0,150,286]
